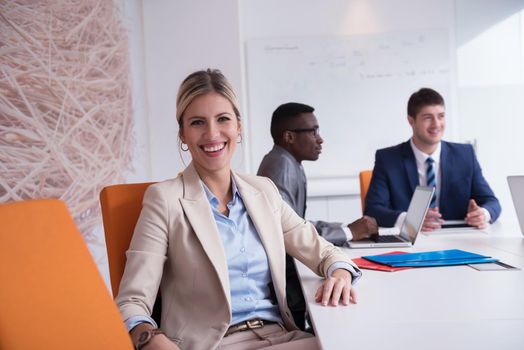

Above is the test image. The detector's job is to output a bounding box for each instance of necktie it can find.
[426,157,437,208]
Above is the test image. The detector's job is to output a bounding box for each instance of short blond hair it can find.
[176,69,240,127]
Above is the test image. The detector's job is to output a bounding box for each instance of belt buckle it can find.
[246,319,264,330]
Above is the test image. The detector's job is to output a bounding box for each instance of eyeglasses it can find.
[287,127,320,137]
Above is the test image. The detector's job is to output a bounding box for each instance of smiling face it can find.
[408,104,445,154]
[179,92,240,178]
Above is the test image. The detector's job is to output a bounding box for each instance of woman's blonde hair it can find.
[176,69,241,128]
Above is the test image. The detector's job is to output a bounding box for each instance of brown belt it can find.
[225,318,275,337]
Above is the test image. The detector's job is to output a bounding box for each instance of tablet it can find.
[468,261,521,271]
[441,220,472,229]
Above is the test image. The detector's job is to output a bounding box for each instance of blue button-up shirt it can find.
[202,180,282,325]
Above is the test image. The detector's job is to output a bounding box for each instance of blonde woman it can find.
[116,69,361,350]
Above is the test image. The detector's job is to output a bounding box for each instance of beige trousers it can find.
[217,324,320,350]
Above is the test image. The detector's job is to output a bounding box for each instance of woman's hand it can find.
[131,323,180,350]
[142,334,180,350]
[315,268,357,306]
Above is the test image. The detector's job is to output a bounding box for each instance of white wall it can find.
[140,0,245,181]
[122,0,151,183]
[456,0,524,224]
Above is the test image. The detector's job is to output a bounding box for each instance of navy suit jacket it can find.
[364,140,501,227]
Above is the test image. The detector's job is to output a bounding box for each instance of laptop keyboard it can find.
[374,235,404,243]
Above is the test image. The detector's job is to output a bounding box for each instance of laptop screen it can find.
[508,175,524,235]
[399,186,435,242]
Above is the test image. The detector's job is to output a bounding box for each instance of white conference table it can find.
[295,221,524,350]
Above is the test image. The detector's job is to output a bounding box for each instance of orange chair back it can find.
[359,170,373,214]
[100,182,154,296]
[0,199,133,350]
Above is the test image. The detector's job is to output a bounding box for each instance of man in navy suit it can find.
[364,88,501,231]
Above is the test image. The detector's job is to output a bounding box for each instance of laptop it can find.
[508,175,524,235]
[348,186,435,248]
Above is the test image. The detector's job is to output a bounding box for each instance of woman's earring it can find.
[237,134,242,144]
[180,142,189,151]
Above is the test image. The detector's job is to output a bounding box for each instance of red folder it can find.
[352,251,412,272]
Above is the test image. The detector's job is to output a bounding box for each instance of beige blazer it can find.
[116,163,357,350]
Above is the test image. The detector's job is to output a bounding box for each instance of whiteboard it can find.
[245,30,452,179]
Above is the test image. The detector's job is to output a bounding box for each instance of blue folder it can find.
[362,249,498,267]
